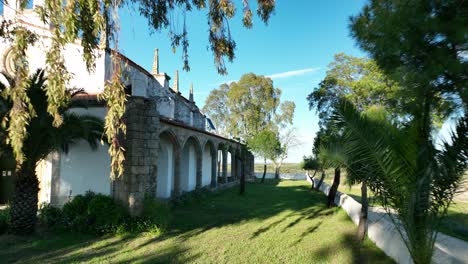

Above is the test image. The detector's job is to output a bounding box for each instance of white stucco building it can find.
[0,0,254,210]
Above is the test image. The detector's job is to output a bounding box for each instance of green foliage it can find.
[349,2,467,262]
[137,198,171,234]
[247,129,281,162]
[0,207,10,234]
[38,203,63,229]
[42,192,171,236]
[301,156,320,171]
[203,73,295,142]
[87,194,128,235]
[331,99,467,263]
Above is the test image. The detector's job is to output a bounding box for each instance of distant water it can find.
[254,172,306,180]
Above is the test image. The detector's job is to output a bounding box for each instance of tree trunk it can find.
[274,167,280,179]
[357,182,368,242]
[308,170,317,189]
[315,170,326,191]
[327,167,341,208]
[260,158,267,183]
[9,164,39,234]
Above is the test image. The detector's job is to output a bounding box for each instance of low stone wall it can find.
[308,177,468,264]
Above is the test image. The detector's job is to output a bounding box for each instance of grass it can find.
[0,180,393,264]
[254,163,303,174]
[320,170,468,242]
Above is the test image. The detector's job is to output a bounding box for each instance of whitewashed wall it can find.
[58,107,111,199]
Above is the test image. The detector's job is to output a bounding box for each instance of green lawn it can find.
[321,170,468,242]
[0,180,393,263]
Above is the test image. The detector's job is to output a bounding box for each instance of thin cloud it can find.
[213,67,321,87]
[267,67,321,79]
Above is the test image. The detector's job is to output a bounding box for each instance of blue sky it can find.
[118,1,367,163]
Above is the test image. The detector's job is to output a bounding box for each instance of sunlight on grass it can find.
[0,181,393,263]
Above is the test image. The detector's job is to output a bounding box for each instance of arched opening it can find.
[156,131,177,198]
[180,137,201,192]
[227,150,233,181]
[202,141,216,187]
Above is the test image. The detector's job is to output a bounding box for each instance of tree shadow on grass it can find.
[0,180,383,263]
[313,233,395,264]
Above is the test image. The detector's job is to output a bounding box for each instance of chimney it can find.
[189,82,194,102]
[152,48,159,75]
[173,70,179,93]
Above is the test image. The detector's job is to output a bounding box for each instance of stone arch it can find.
[202,140,217,188]
[156,129,180,198]
[180,136,202,192]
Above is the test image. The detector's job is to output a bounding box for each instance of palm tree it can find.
[0,70,104,234]
[332,99,467,263]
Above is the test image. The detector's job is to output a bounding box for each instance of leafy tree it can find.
[300,156,319,189]
[0,70,104,234]
[203,73,295,142]
[247,130,281,183]
[350,1,467,262]
[271,128,299,179]
[202,84,230,137]
[1,0,276,178]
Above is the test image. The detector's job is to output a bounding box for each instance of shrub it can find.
[87,194,128,235]
[0,207,10,235]
[139,198,171,233]
[62,191,96,233]
[38,203,63,229]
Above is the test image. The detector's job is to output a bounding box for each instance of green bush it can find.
[87,194,129,235]
[0,207,10,234]
[139,198,171,233]
[38,203,63,229]
[62,191,96,233]
[34,192,172,236]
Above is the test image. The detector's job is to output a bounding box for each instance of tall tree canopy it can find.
[203,73,295,142]
[1,0,276,177]
[348,1,467,262]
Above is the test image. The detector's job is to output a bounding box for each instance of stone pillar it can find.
[196,149,202,189]
[211,150,217,188]
[173,150,181,196]
[113,97,159,216]
[231,150,236,181]
[222,149,227,183]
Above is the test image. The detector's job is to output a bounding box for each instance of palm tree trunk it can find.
[327,167,340,208]
[315,170,326,191]
[357,181,368,241]
[9,164,39,234]
[260,158,267,183]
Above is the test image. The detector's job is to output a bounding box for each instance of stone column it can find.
[196,150,202,189]
[231,151,236,181]
[211,149,217,188]
[173,149,181,196]
[222,149,227,183]
[113,97,159,216]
